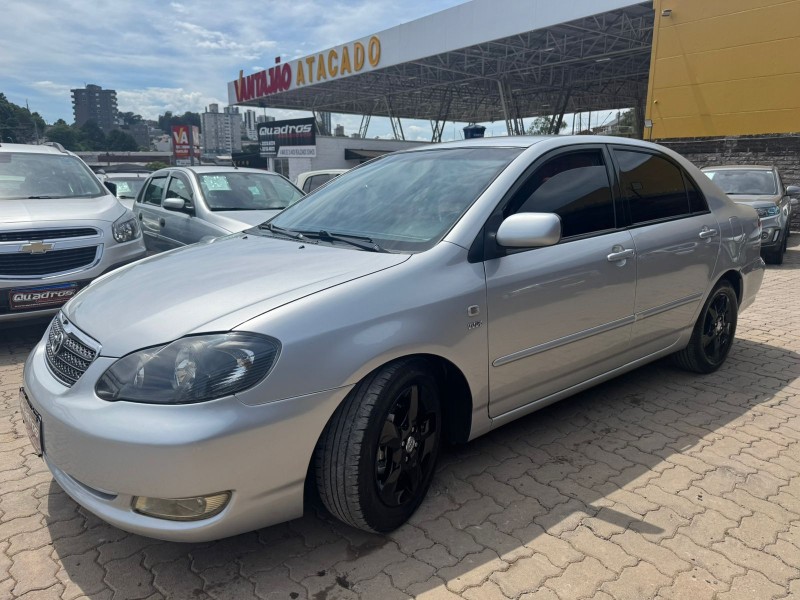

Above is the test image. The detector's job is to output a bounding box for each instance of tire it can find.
[673,281,738,374]
[314,358,442,532]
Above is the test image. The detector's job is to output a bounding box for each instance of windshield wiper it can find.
[296,230,388,253]
[258,222,306,240]
[26,195,60,199]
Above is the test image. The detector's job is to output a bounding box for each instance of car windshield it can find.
[199,172,303,211]
[268,147,522,252]
[0,152,105,199]
[109,177,146,199]
[704,169,778,195]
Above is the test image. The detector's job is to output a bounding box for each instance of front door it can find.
[486,146,637,418]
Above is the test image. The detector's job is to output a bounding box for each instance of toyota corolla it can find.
[22,136,764,541]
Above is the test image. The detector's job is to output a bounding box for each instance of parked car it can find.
[22,136,764,541]
[295,168,348,193]
[133,166,304,253]
[701,165,798,264]
[0,143,146,323]
[99,169,151,210]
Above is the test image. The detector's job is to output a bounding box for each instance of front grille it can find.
[0,247,98,276]
[45,315,98,386]
[0,228,98,242]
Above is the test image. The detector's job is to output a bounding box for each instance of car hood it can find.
[211,209,282,232]
[0,194,125,224]
[64,234,410,357]
[728,195,781,208]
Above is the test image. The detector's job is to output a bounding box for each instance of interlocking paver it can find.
[1,238,799,598]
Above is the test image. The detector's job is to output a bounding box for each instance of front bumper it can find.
[23,338,352,542]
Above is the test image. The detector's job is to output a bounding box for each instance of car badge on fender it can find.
[20,241,54,254]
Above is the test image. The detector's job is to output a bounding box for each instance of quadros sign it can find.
[258,117,316,158]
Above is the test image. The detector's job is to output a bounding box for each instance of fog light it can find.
[132,491,231,521]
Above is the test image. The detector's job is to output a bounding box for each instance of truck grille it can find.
[0,228,98,242]
[45,314,99,386]
[0,247,98,276]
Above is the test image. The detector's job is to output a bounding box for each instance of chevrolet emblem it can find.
[20,241,54,254]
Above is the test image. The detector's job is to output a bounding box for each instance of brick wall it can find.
[656,134,800,230]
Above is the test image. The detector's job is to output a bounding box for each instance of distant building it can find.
[201,104,243,154]
[334,124,345,137]
[127,122,151,149]
[71,84,118,131]
[244,110,258,141]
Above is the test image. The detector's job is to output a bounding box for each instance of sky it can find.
[1,0,616,142]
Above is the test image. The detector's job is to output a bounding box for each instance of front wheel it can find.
[673,281,738,374]
[314,358,441,532]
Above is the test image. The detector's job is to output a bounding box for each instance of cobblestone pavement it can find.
[1,237,799,600]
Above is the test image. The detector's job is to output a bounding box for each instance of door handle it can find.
[159,218,166,227]
[699,227,718,239]
[137,213,143,220]
[607,248,635,262]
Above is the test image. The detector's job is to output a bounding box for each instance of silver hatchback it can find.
[22,136,764,541]
[133,166,303,253]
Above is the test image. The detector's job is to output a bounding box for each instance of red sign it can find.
[172,125,191,160]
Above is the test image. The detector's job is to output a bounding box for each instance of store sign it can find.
[233,36,382,103]
[258,117,316,158]
[171,125,200,162]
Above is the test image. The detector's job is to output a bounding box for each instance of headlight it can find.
[96,333,280,404]
[112,214,141,243]
[755,206,779,218]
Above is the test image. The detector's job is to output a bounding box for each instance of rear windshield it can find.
[109,177,146,199]
[0,152,105,199]
[704,169,778,195]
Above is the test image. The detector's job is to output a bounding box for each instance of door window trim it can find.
[165,173,195,209]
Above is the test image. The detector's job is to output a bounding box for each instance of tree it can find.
[119,111,143,126]
[107,129,139,151]
[45,123,80,150]
[157,111,201,133]
[146,161,169,171]
[78,120,107,151]
[0,93,47,143]
[527,116,567,135]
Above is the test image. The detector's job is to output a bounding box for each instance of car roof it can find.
[153,166,279,176]
[297,169,348,177]
[0,142,74,156]
[701,165,776,171]
[403,135,674,152]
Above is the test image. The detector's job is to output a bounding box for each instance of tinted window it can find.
[615,150,690,224]
[507,150,615,238]
[685,174,709,213]
[142,176,167,206]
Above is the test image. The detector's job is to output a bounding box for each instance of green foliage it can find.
[119,111,143,126]
[107,129,139,151]
[527,116,567,135]
[146,161,170,171]
[157,111,200,133]
[79,120,107,151]
[45,123,80,150]
[0,93,47,143]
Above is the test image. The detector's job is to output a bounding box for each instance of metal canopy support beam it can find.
[358,114,371,139]
[314,111,331,136]
[385,97,406,141]
[429,88,453,142]
[497,80,513,136]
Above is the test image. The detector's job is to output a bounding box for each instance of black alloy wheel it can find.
[700,290,734,365]
[673,281,738,374]
[315,358,442,532]
[375,383,438,507]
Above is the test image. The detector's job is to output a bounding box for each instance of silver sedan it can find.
[133,166,303,253]
[22,136,764,541]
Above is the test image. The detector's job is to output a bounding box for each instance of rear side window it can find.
[142,176,167,206]
[686,175,709,213]
[506,149,616,238]
[615,150,691,224]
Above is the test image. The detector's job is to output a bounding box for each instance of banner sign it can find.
[258,117,316,158]
[171,125,191,159]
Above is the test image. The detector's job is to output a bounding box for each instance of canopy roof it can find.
[229,0,654,137]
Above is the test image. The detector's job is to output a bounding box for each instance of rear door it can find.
[485,145,637,417]
[610,147,720,356]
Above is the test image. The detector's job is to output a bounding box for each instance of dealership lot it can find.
[0,238,798,599]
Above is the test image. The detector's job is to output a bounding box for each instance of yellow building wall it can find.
[646,0,800,139]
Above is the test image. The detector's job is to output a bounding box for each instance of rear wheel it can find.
[314,358,441,532]
[673,281,738,374]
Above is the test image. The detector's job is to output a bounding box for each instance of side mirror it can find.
[104,181,117,196]
[496,213,562,248]
[163,197,187,211]
[786,185,800,198]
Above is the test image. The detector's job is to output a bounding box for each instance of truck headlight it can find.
[112,214,141,243]
[96,333,280,404]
